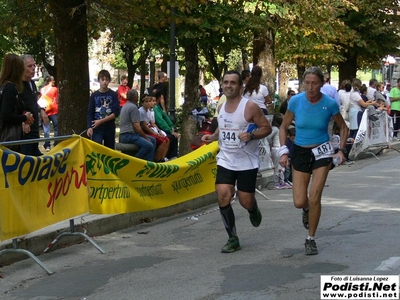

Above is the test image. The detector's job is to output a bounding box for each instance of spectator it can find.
[321,72,339,139]
[360,85,369,102]
[0,54,33,152]
[279,90,296,115]
[199,85,208,106]
[243,65,272,115]
[151,72,169,113]
[389,78,400,140]
[384,83,391,98]
[190,102,210,129]
[87,69,120,149]
[338,80,352,123]
[118,74,130,108]
[139,95,169,162]
[284,125,295,184]
[367,78,378,100]
[349,78,373,139]
[120,90,156,161]
[349,79,374,139]
[331,123,341,152]
[374,82,388,105]
[375,98,388,113]
[241,69,251,88]
[321,72,339,106]
[20,54,43,156]
[152,93,179,159]
[266,113,289,189]
[39,75,58,151]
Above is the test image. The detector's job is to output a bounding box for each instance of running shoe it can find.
[221,236,241,253]
[302,209,309,229]
[283,182,292,189]
[305,238,318,255]
[274,183,286,190]
[249,207,262,227]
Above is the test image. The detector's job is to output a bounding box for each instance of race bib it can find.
[220,124,240,148]
[311,141,334,160]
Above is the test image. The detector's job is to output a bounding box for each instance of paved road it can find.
[1,149,400,300]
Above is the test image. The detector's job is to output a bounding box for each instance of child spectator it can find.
[117,74,130,108]
[331,123,341,152]
[87,70,120,149]
[376,98,388,112]
[284,125,295,185]
[139,95,170,162]
[267,113,290,189]
[332,122,354,164]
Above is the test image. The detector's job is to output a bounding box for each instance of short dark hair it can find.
[360,85,367,94]
[369,78,378,86]
[271,113,284,127]
[98,69,111,81]
[376,98,385,105]
[223,70,243,86]
[241,70,250,80]
[120,74,128,81]
[287,90,295,96]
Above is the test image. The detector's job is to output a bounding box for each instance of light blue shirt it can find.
[288,92,340,146]
[321,83,340,106]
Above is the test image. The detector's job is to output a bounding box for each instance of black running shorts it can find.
[291,144,332,174]
[215,165,258,193]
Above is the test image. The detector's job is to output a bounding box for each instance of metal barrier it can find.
[0,135,105,275]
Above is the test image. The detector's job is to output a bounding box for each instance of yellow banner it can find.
[0,136,219,241]
[0,136,89,241]
[84,138,218,214]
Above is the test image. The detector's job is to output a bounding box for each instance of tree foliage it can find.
[1,0,400,147]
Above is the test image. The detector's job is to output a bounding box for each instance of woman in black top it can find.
[0,54,33,151]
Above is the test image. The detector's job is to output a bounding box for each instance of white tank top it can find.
[217,97,259,170]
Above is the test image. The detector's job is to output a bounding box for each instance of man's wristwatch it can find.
[250,133,255,140]
[338,147,347,155]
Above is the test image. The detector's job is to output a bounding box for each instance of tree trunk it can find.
[122,44,135,88]
[253,29,276,115]
[296,60,306,88]
[179,42,199,156]
[278,62,290,99]
[241,48,250,70]
[149,57,156,87]
[339,53,358,89]
[49,0,89,136]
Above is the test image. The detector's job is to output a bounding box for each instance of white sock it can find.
[307,235,314,240]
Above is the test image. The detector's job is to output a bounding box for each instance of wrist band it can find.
[278,145,289,157]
